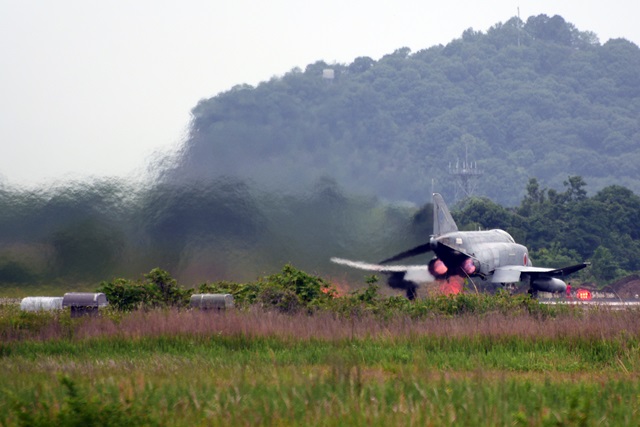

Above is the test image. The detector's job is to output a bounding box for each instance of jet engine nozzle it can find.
[462,258,477,275]
[429,258,448,277]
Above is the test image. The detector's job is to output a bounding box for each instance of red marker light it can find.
[576,289,592,300]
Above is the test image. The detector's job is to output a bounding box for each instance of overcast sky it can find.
[1,0,638,187]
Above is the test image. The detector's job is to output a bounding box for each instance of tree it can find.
[525,15,572,45]
[519,178,546,216]
[456,197,514,230]
[563,176,587,202]
[589,246,622,283]
[348,56,375,74]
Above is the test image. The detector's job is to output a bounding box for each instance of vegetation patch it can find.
[2,314,640,425]
[3,266,640,425]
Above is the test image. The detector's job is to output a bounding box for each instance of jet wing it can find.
[330,258,433,283]
[543,262,591,276]
[492,263,590,283]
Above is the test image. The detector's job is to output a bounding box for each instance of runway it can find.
[539,299,640,309]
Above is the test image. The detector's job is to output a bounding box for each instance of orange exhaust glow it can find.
[439,276,464,295]
[324,280,349,298]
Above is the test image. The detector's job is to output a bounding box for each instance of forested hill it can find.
[162,14,640,206]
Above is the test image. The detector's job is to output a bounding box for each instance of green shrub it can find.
[260,264,331,304]
[143,268,191,308]
[94,265,562,320]
[97,269,192,311]
[199,264,338,313]
[257,284,302,314]
[97,278,145,311]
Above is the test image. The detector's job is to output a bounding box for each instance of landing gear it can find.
[387,272,418,300]
[405,284,418,300]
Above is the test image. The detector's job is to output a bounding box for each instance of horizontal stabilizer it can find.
[331,257,433,283]
[330,257,429,273]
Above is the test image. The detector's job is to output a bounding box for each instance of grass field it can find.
[1,304,640,426]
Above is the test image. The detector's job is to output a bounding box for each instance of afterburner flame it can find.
[432,259,448,275]
[462,258,476,275]
[438,275,464,295]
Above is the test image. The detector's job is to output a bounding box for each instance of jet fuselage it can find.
[430,229,531,279]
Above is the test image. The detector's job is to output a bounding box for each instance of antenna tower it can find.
[448,144,483,203]
[517,7,521,47]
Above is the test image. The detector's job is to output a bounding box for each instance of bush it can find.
[98,265,337,313]
[199,264,338,313]
[97,269,192,311]
[94,265,561,320]
[258,284,302,314]
[260,264,332,305]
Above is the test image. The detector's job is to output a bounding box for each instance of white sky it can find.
[1,0,638,187]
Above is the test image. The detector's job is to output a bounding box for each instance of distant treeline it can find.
[454,177,640,283]
[162,14,640,206]
[0,175,638,289]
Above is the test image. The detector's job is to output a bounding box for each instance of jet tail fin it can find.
[432,193,458,236]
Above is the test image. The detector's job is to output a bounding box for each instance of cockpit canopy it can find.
[493,229,516,243]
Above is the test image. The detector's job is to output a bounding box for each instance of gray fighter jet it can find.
[332,193,589,299]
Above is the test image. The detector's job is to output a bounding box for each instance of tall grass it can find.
[2,307,640,377]
[2,302,640,425]
[2,357,640,426]
[2,304,640,343]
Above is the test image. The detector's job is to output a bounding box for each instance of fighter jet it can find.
[331,193,589,299]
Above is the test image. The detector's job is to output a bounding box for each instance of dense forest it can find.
[1,14,639,291]
[163,14,640,206]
